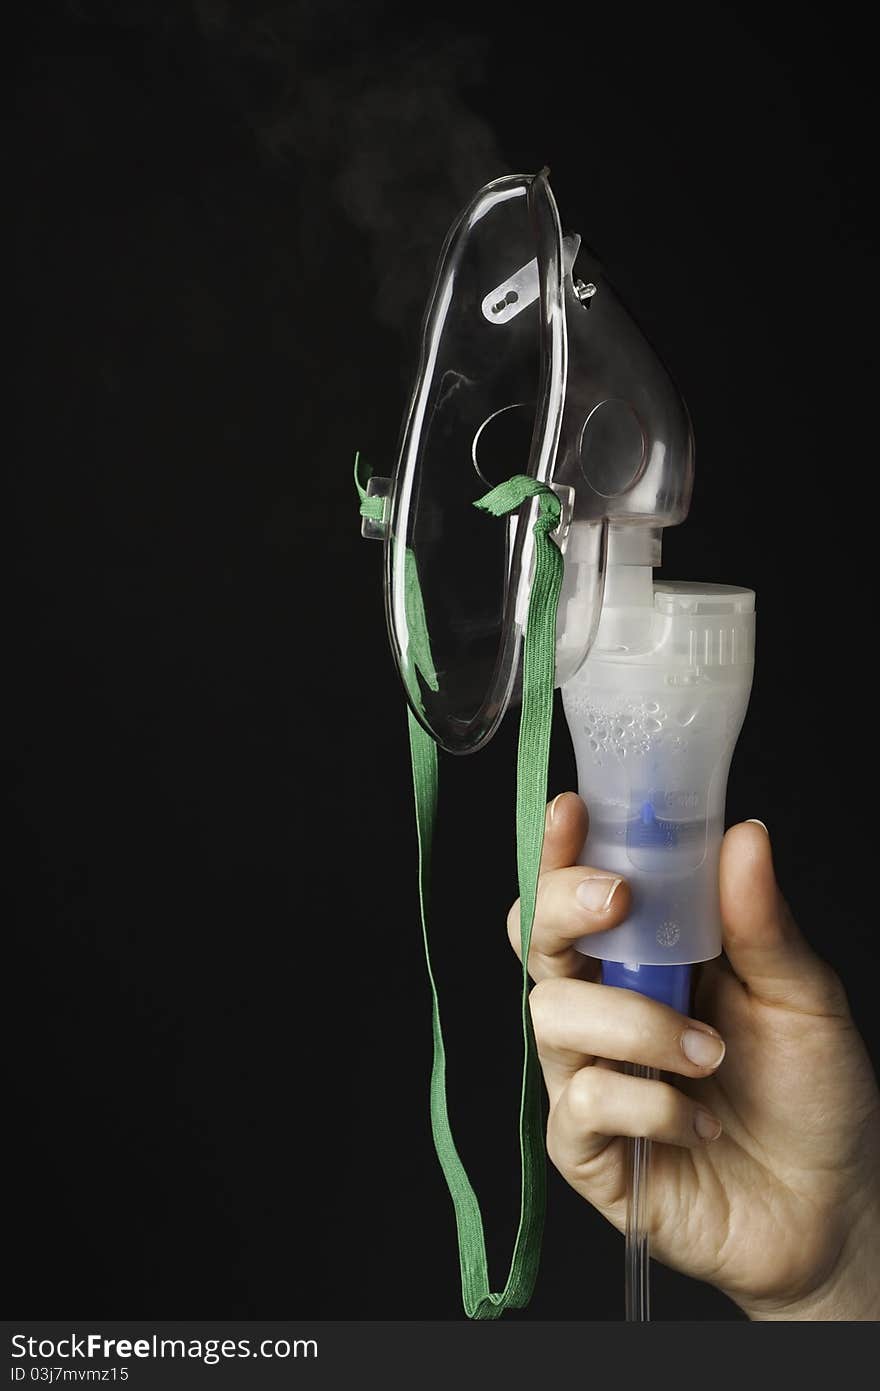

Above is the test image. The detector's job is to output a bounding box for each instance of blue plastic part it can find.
[601,959,693,1014]
[629,798,679,849]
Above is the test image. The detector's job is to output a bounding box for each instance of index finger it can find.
[508,792,631,980]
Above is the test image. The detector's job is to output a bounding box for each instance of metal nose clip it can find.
[481,258,541,324]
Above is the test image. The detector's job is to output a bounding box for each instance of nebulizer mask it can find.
[356,170,754,1320]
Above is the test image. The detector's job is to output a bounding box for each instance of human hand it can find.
[509,793,880,1319]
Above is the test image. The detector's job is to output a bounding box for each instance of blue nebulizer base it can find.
[601,960,693,1014]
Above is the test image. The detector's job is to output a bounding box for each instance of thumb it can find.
[719,821,845,1014]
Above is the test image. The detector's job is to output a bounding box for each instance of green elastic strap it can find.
[407,475,563,1319]
[354,450,386,522]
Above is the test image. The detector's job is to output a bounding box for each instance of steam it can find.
[191,1,509,329]
[66,2,507,328]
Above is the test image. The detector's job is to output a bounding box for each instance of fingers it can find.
[720,821,847,1015]
[539,792,589,872]
[530,976,726,1103]
[508,864,631,980]
[548,1067,722,1181]
[508,794,631,980]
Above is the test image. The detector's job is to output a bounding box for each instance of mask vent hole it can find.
[579,399,646,498]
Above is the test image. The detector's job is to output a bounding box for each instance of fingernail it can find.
[681,1028,726,1068]
[548,794,565,825]
[576,875,622,913]
[694,1109,723,1142]
[746,818,769,838]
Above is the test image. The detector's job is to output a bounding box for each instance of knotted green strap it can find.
[407,476,564,1318]
[354,450,386,523]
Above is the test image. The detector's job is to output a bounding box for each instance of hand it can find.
[509,793,880,1319]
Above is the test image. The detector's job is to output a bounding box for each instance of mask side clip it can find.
[360,475,392,539]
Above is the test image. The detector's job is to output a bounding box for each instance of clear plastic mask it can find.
[376,170,695,754]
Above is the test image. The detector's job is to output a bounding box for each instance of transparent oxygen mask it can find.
[364,170,695,753]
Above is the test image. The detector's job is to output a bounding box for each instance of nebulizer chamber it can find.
[561,532,755,972]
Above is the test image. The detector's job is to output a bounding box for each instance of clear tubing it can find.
[624,1063,657,1321]
[604,966,692,1321]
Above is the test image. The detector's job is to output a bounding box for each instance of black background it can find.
[8,1,876,1321]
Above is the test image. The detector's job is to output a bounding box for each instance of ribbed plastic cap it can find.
[653,582,754,616]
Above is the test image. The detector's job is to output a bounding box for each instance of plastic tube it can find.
[624,1065,657,1321]
[605,967,691,1320]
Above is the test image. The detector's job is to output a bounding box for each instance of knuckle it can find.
[566,1065,603,1118]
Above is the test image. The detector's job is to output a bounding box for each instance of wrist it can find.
[738,1195,880,1322]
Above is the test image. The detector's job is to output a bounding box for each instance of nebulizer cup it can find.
[563,534,755,970]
